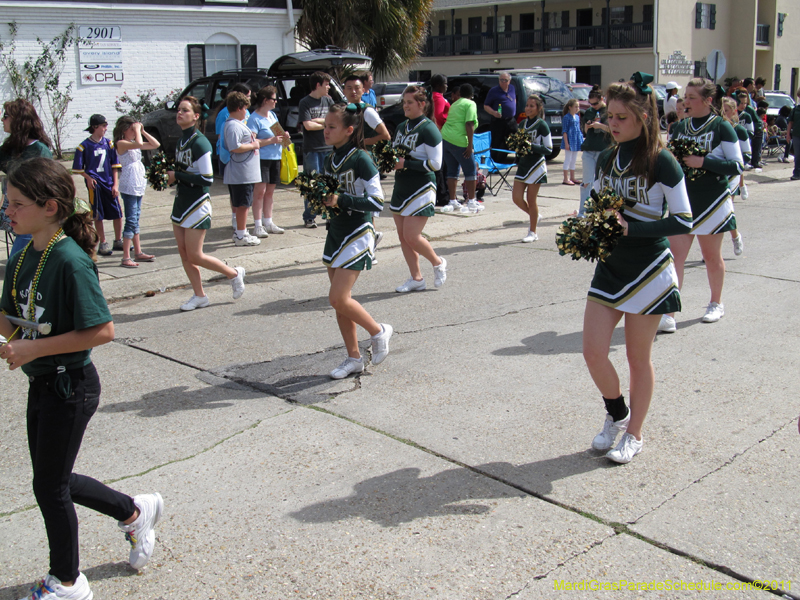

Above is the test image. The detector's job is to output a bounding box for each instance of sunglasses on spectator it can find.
[589,101,600,106]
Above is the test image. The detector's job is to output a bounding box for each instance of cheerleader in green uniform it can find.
[322,103,393,379]
[721,96,748,256]
[390,86,448,293]
[512,94,552,242]
[660,79,743,332]
[583,76,693,464]
[167,96,246,312]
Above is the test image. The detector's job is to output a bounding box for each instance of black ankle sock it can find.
[602,395,629,422]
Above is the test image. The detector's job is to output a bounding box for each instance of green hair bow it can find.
[631,72,654,95]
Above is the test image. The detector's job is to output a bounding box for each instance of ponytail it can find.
[6,157,99,260]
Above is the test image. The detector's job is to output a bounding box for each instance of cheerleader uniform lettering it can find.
[671,114,743,234]
[514,117,552,184]
[588,139,693,314]
[323,142,384,270]
[172,128,214,229]
[390,116,443,217]
[0,237,112,375]
[72,137,123,221]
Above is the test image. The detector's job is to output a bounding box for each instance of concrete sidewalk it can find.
[1,156,798,599]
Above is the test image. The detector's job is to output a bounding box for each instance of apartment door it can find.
[468,16,481,52]
[577,8,592,48]
[520,12,535,51]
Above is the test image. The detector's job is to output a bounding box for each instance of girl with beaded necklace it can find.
[0,157,163,600]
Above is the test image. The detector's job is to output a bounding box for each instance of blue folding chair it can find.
[474,131,516,195]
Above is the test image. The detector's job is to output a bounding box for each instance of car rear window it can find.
[571,87,590,100]
[521,76,573,104]
[767,94,794,109]
[383,83,410,94]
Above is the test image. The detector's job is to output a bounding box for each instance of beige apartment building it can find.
[412,0,800,93]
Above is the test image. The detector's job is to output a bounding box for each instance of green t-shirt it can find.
[581,106,611,152]
[1,236,112,375]
[0,140,53,173]
[441,98,478,148]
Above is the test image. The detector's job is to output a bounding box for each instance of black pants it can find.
[751,132,763,167]
[489,116,518,163]
[27,363,135,582]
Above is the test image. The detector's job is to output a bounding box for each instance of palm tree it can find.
[297,0,433,78]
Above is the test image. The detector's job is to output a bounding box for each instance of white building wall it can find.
[0,1,300,150]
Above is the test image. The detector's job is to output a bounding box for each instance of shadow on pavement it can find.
[492,327,625,356]
[290,451,611,527]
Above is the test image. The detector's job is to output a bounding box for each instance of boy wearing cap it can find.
[664,82,681,117]
[72,114,123,255]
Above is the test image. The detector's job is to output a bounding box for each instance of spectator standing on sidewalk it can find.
[215,83,252,230]
[484,72,518,162]
[299,71,334,228]
[441,83,482,213]
[579,86,610,216]
[361,71,377,108]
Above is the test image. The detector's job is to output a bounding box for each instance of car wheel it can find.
[546,146,561,162]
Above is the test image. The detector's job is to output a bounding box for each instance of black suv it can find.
[379,71,570,161]
[141,47,371,161]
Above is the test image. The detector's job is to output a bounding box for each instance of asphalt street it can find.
[0,154,798,599]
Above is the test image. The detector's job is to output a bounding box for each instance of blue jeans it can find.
[442,139,477,181]
[302,151,329,222]
[121,193,142,239]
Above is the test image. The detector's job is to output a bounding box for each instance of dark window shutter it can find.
[602,7,607,25]
[695,3,703,28]
[188,44,206,80]
[562,10,569,27]
[439,19,446,36]
[709,4,716,29]
[778,13,785,36]
[589,65,602,86]
[504,15,512,31]
[241,45,257,69]
[486,16,494,33]
[624,6,633,23]
[643,4,653,22]
[775,64,781,89]
[455,19,462,35]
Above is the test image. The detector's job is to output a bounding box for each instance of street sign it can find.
[706,49,726,81]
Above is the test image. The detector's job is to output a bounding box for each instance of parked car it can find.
[568,83,593,113]
[374,81,422,110]
[141,47,371,163]
[378,71,570,161]
[763,90,795,117]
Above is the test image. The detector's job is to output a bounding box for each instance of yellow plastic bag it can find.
[280,143,298,184]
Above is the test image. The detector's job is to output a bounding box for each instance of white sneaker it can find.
[233,232,261,246]
[330,356,364,379]
[701,302,724,323]
[396,278,426,293]
[444,199,464,213]
[522,231,538,243]
[18,573,93,600]
[264,222,285,234]
[658,314,676,333]
[371,323,393,364]
[440,203,454,213]
[119,492,164,569]
[433,257,447,288]
[180,295,210,311]
[374,231,384,249]
[743,164,753,171]
[754,167,763,173]
[732,234,743,256]
[230,266,245,299]
[253,225,269,238]
[467,199,484,213]
[591,412,630,451]
[741,184,748,200]
[606,432,643,464]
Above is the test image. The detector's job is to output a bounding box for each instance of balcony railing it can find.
[424,22,654,57]
[756,24,770,45]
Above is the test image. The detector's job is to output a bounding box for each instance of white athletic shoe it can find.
[264,222,285,234]
[396,278,426,293]
[371,324,393,365]
[433,258,447,288]
[466,199,484,213]
[253,225,270,238]
[658,314,676,333]
[18,573,93,600]
[522,231,538,243]
[732,234,743,256]
[701,302,724,323]
[606,432,643,464]
[180,295,210,311]
[233,232,261,246]
[592,412,630,451]
[740,184,749,199]
[230,266,246,299]
[374,230,384,249]
[330,357,364,379]
[120,492,164,569]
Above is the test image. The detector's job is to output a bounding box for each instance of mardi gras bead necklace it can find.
[12,227,65,321]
